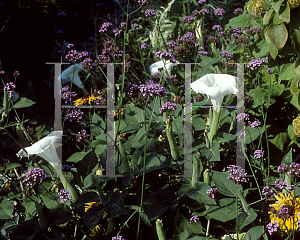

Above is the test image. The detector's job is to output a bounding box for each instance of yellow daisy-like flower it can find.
[85,202,101,212]
[91,225,102,238]
[87,95,97,104]
[247,0,267,16]
[269,192,300,232]
[73,97,88,107]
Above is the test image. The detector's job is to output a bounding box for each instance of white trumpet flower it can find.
[191,74,238,113]
[150,59,180,76]
[17,131,78,201]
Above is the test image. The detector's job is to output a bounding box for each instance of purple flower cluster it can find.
[141,43,148,49]
[288,162,300,176]
[274,179,288,191]
[81,58,93,71]
[190,215,199,223]
[13,71,20,77]
[267,221,278,235]
[61,86,77,104]
[58,189,72,202]
[234,8,243,15]
[155,50,176,62]
[253,150,264,159]
[65,50,90,62]
[200,9,209,14]
[112,236,125,240]
[169,75,179,85]
[65,109,84,123]
[159,102,178,114]
[113,29,121,36]
[76,130,90,143]
[23,168,46,186]
[207,36,219,43]
[207,188,217,199]
[277,163,288,174]
[132,23,138,29]
[67,43,74,49]
[0,70,4,74]
[248,120,261,128]
[62,164,74,171]
[145,9,156,18]
[227,165,247,184]
[126,82,139,98]
[238,131,246,138]
[214,8,225,16]
[183,16,194,24]
[247,58,266,70]
[99,22,112,33]
[220,51,232,60]
[198,50,208,56]
[217,32,225,37]
[236,113,250,122]
[138,0,148,6]
[266,68,272,74]
[262,186,275,200]
[192,10,199,16]
[212,25,223,31]
[139,80,166,97]
[120,22,126,29]
[3,82,16,98]
[233,27,243,33]
[96,40,125,66]
[198,0,206,3]
[245,26,261,35]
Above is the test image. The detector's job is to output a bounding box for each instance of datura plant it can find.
[17,131,78,201]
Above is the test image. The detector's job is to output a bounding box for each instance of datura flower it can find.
[288,0,300,9]
[16,131,78,201]
[150,60,180,76]
[190,74,238,113]
[247,0,267,16]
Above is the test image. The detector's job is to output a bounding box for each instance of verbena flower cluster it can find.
[62,164,74,171]
[132,23,138,29]
[236,113,250,122]
[65,50,90,62]
[139,80,166,97]
[141,43,148,49]
[245,26,261,35]
[13,71,20,77]
[76,130,90,143]
[183,16,194,24]
[220,51,232,60]
[247,58,266,70]
[138,0,148,6]
[23,168,47,186]
[190,215,199,223]
[145,9,156,18]
[288,162,300,176]
[58,189,72,202]
[214,8,225,16]
[61,86,77,104]
[200,9,209,14]
[207,188,217,199]
[262,186,275,200]
[234,8,243,15]
[112,236,125,240]
[248,120,261,128]
[266,68,272,74]
[3,82,16,97]
[198,0,206,3]
[65,109,84,123]
[227,165,247,184]
[267,221,278,235]
[274,179,288,191]
[159,102,178,114]
[99,22,112,33]
[253,149,264,159]
[277,163,288,174]
[212,25,223,31]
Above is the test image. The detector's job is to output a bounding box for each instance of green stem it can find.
[236,186,249,215]
[164,112,180,161]
[208,108,220,145]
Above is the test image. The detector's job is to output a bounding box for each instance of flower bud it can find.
[156,219,167,240]
[292,116,300,137]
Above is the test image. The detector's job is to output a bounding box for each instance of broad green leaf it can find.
[4,162,21,174]
[12,97,35,109]
[212,171,241,197]
[243,226,264,240]
[120,123,140,134]
[290,74,300,95]
[205,198,238,222]
[179,213,204,236]
[267,23,288,50]
[192,117,206,131]
[199,142,220,162]
[105,191,128,215]
[290,94,300,111]
[252,39,270,59]
[238,208,257,229]
[272,0,285,13]
[273,11,283,24]
[77,150,99,179]
[136,152,171,174]
[269,41,279,60]
[278,1,290,22]
[125,104,144,124]
[72,191,99,206]
[279,62,296,81]
[66,152,87,163]
[187,182,216,205]
[226,14,253,28]
[0,200,14,219]
[172,117,184,134]
[263,9,274,25]
[269,132,289,151]
[169,230,189,240]
[282,148,293,166]
[40,192,61,209]
[90,113,105,136]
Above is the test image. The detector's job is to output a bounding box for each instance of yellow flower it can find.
[293,116,300,137]
[288,0,300,9]
[91,225,102,238]
[73,98,88,107]
[247,0,267,16]
[85,202,101,212]
[87,95,97,104]
[269,192,300,232]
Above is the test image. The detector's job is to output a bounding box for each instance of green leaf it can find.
[272,0,285,13]
[66,152,87,163]
[84,173,101,189]
[172,117,184,134]
[12,97,35,109]
[4,162,21,174]
[77,150,99,179]
[269,132,289,151]
[212,171,241,197]
[263,9,274,25]
[136,152,171,174]
[290,74,300,95]
[169,230,189,240]
[0,200,14,219]
[243,226,264,240]
[267,23,288,50]
[279,62,296,81]
[199,142,220,162]
[273,11,283,24]
[288,124,300,148]
[125,104,144,124]
[90,113,105,136]
[226,14,253,28]
[238,208,257,229]
[187,182,216,205]
[47,206,72,226]
[205,198,238,222]
[35,202,48,231]
[252,39,270,59]
[105,191,128,215]
[278,2,290,22]
[40,192,60,209]
[179,214,204,236]
[192,117,206,131]
[269,41,279,60]
[120,123,140,134]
